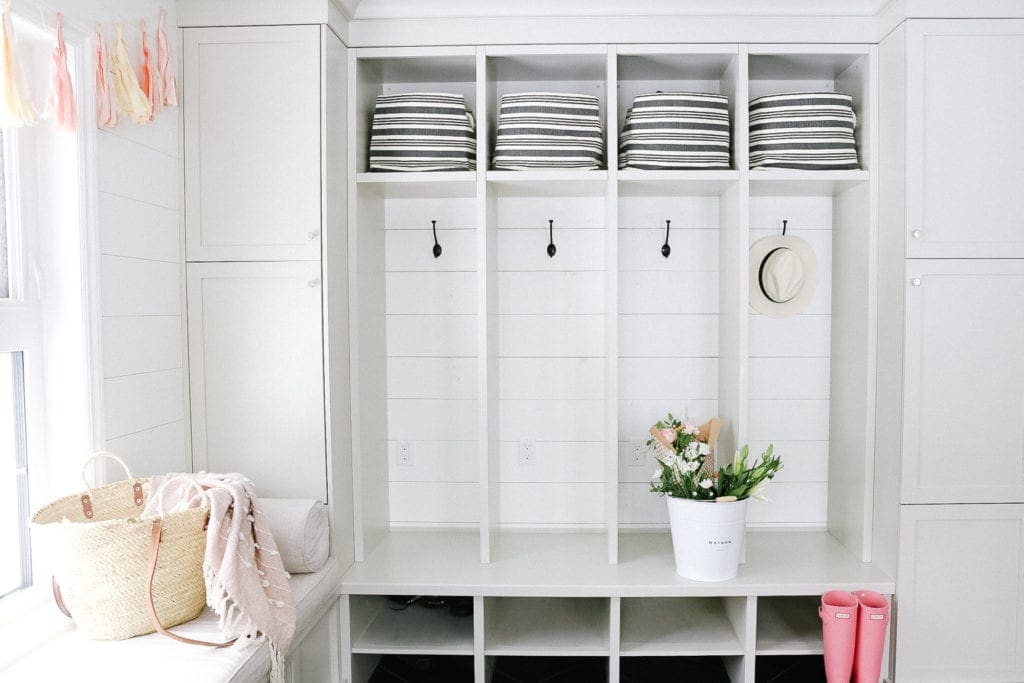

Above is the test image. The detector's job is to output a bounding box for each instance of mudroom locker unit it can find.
[176,3,1024,681]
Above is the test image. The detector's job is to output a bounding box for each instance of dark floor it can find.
[368,654,827,682]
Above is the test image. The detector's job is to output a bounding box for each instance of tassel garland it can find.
[46,12,77,132]
[156,8,176,107]
[110,22,151,124]
[0,0,38,127]
[95,26,117,128]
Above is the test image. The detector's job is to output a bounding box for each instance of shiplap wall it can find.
[73,0,185,477]
[747,195,832,526]
[618,195,720,526]
[386,196,479,525]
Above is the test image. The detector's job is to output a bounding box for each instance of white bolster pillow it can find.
[257,498,329,574]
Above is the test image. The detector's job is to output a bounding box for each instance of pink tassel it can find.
[156,8,177,106]
[46,13,77,132]
[95,26,117,128]
[139,19,160,120]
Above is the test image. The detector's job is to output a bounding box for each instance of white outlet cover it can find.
[629,440,646,466]
[519,439,535,465]
[397,440,412,466]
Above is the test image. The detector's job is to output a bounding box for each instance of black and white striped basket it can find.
[369,92,476,172]
[619,92,731,170]
[492,92,604,170]
[749,92,859,170]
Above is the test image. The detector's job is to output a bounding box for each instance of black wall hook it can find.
[547,219,556,258]
[781,219,788,236]
[661,220,672,258]
[431,220,442,259]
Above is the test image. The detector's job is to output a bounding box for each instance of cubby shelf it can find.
[486,169,609,196]
[351,596,475,655]
[356,171,477,198]
[755,596,824,656]
[617,169,740,197]
[620,598,745,656]
[749,169,869,197]
[485,597,610,656]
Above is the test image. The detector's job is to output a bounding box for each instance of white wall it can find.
[54,0,186,478]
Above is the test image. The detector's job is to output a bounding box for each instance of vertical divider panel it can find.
[346,51,367,561]
[477,48,500,563]
[605,47,620,565]
[473,595,486,680]
[608,596,621,682]
[718,47,749,462]
[734,595,757,683]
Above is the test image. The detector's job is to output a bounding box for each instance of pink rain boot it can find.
[820,590,858,683]
[852,590,890,683]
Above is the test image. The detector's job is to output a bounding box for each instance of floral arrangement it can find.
[648,414,783,501]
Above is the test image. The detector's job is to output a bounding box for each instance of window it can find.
[0,352,29,598]
[0,14,94,605]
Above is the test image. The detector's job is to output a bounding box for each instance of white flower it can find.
[699,478,714,489]
[685,442,700,457]
[699,442,710,455]
[691,491,697,497]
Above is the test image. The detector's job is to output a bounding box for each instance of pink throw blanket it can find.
[143,473,296,682]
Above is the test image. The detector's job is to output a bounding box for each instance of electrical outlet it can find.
[397,440,412,466]
[628,440,646,467]
[519,439,535,465]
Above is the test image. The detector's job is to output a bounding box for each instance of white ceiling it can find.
[342,0,895,19]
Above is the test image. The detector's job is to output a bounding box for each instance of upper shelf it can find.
[356,171,477,198]
[618,169,740,197]
[486,170,608,197]
[340,529,894,597]
[749,169,869,197]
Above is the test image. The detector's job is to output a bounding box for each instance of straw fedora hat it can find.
[748,233,817,317]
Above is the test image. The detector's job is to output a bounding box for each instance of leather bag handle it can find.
[144,520,236,648]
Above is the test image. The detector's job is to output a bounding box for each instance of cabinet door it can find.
[896,504,1024,681]
[901,260,1024,503]
[906,20,1024,258]
[187,261,326,500]
[184,26,321,261]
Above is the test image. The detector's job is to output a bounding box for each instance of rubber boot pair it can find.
[819,590,890,683]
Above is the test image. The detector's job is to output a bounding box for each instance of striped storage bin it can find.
[492,92,604,170]
[619,92,731,170]
[369,93,476,171]
[749,92,859,170]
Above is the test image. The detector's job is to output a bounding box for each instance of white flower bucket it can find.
[667,496,749,581]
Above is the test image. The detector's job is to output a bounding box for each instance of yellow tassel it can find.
[110,22,151,124]
[0,1,38,127]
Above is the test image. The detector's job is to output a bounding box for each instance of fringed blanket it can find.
[143,473,296,682]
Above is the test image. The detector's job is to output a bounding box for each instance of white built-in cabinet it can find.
[901,260,1024,504]
[186,261,326,500]
[905,20,1024,259]
[878,19,1024,683]
[183,26,322,262]
[896,505,1024,681]
[183,25,337,505]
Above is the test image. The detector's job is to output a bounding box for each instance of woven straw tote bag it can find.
[31,453,231,645]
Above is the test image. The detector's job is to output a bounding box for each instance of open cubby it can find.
[484,48,610,172]
[620,597,746,656]
[616,48,742,171]
[485,597,611,656]
[344,49,890,679]
[350,595,475,655]
[755,596,823,656]
[747,48,872,173]
[353,49,479,175]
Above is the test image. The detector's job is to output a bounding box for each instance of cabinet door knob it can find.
[910,277,922,287]
[307,277,321,288]
[307,230,321,241]
[911,229,922,239]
